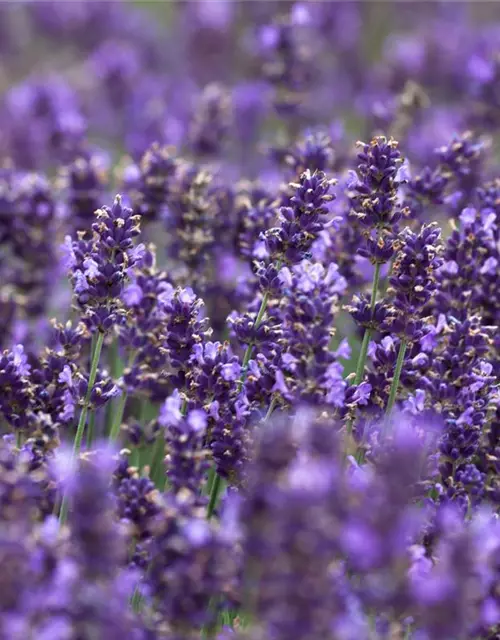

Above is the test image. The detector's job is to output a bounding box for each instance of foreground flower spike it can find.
[66,194,143,332]
[50,448,149,637]
[435,131,485,208]
[435,195,499,327]
[58,195,143,523]
[384,222,443,415]
[263,168,336,265]
[348,136,407,391]
[276,260,347,407]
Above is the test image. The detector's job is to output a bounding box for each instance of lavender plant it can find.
[0,2,499,638]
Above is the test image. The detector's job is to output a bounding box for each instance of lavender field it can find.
[0,2,499,638]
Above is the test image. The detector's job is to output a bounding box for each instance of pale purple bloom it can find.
[352,382,371,405]
[122,283,143,306]
[221,362,241,382]
[60,235,76,270]
[58,365,73,387]
[459,206,477,226]
[159,389,183,427]
[480,256,498,275]
[83,257,99,279]
[12,345,30,376]
[272,369,289,396]
[187,409,207,432]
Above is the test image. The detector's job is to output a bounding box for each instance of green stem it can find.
[206,465,216,496]
[109,353,135,441]
[16,430,23,449]
[59,331,105,526]
[353,262,381,386]
[130,587,142,613]
[109,391,128,441]
[347,263,382,445]
[207,474,224,519]
[150,430,167,489]
[130,446,140,469]
[354,329,371,386]
[264,396,278,423]
[239,290,270,387]
[385,339,408,416]
[86,412,96,449]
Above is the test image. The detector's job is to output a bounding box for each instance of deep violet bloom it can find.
[383,222,443,343]
[263,169,336,265]
[349,135,406,265]
[64,195,143,331]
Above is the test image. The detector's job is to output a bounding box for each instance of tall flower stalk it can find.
[58,195,142,524]
[208,169,336,518]
[59,331,104,525]
[346,137,405,435]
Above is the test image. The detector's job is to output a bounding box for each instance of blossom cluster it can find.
[0,2,499,638]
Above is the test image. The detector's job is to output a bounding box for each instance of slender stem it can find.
[130,587,142,613]
[354,330,371,385]
[353,262,381,386]
[72,331,105,456]
[264,396,278,423]
[109,353,135,441]
[385,339,408,416]
[239,290,270,388]
[86,412,96,449]
[59,331,105,526]
[16,430,23,449]
[130,446,140,469]
[347,262,382,444]
[86,335,98,450]
[207,474,224,519]
[109,391,128,441]
[206,465,216,496]
[150,430,166,489]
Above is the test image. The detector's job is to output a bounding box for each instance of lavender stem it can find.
[385,339,408,416]
[59,330,105,526]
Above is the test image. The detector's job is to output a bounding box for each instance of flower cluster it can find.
[0,2,499,638]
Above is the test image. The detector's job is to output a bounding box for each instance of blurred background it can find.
[0,1,499,356]
[1,1,499,172]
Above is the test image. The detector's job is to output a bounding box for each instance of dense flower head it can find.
[384,222,443,341]
[234,182,278,260]
[348,136,408,266]
[65,194,143,330]
[350,136,405,227]
[435,195,499,328]
[272,129,337,175]
[274,260,347,406]
[263,169,336,264]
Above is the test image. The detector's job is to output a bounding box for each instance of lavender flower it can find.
[263,169,336,265]
[65,194,143,331]
[349,136,406,265]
